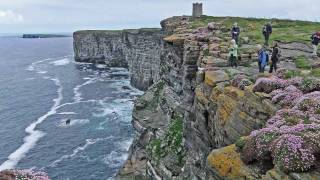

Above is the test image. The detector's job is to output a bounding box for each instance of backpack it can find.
[274,47,281,59]
[262,26,267,34]
[277,48,281,58]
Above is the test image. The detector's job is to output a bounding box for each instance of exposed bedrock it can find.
[74,16,320,179]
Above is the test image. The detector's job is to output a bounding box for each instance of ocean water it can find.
[0,37,142,179]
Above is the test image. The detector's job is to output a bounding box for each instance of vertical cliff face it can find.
[73,29,163,90]
[74,16,320,179]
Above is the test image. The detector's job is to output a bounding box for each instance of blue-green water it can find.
[0,37,141,179]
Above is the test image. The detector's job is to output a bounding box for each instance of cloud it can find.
[0,10,24,24]
[0,1,319,33]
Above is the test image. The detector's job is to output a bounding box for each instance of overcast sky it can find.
[0,0,319,33]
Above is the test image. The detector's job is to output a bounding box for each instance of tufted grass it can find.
[190,16,320,44]
[311,68,320,77]
[294,56,311,69]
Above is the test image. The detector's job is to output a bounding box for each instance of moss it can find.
[207,145,245,177]
[217,94,237,125]
[235,137,248,150]
[203,49,210,56]
[295,56,311,69]
[148,139,163,159]
[147,114,185,166]
[148,81,165,110]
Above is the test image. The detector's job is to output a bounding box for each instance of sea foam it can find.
[50,58,70,66]
[0,78,63,171]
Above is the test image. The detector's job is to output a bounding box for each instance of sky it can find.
[0,0,319,34]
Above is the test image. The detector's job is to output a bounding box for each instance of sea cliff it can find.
[73,28,162,90]
[73,16,320,179]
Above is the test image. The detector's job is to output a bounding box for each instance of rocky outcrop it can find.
[74,16,320,180]
[207,145,320,180]
[73,29,163,90]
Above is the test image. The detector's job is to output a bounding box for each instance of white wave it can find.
[56,99,98,110]
[103,151,128,168]
[0,78,63,171]
[25,77,36,81]
[37,71,47,74]
[75,62,92,65]
[116,138,133,151]
[57,119,90,127]
[95,64,108,69]
[26,58,51,72]
[49,137,113,167]
[50,58,70,66]
[93,107,115,118]
[58,112,77,115]
[73,78,97,102]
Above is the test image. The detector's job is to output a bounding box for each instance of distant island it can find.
[22,34,70,38]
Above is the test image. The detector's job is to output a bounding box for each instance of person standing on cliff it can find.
[311,32,320,57]
[231,23,240,44]
[262,23,272,46]
[257,45,269,73]
[269,42,280,73]
[228,39,238,68]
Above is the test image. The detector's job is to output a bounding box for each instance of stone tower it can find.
[192,3,203,17]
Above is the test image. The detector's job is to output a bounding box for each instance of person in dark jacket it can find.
[269,42,280,73]
[311,32,320,56]
[231,22,240,44]
[257,45,269,73]
[262,23,272,46]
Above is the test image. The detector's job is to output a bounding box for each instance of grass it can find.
[311,68,320,77]
[294,56,311,69]
[284,70,301,79]
[147,115,185,166]
[189,16,320,44]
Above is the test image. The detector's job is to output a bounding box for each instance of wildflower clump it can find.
[0,169,50,180]
[242,75,320,172]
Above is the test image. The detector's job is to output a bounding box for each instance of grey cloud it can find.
[0,0,319,33]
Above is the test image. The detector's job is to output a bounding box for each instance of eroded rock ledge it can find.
[73,16,320,179]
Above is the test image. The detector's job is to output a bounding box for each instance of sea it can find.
[0,36,142,179]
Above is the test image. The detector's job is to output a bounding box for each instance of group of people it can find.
[228,22,319,73]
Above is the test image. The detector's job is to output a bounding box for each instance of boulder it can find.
[205,70,230,87]
[207,145,260,179]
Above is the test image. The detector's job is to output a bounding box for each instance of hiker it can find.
[257,45,269,73]
[262,23,272,46]
[228,39,238,68]
[311,32,320,56]
[66,119,71,125]
[269,42,281,73]
[231,22,240,44]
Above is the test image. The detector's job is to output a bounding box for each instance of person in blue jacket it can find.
[257,45,269,73]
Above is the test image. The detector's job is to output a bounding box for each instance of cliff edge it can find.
[73,16,320,179]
